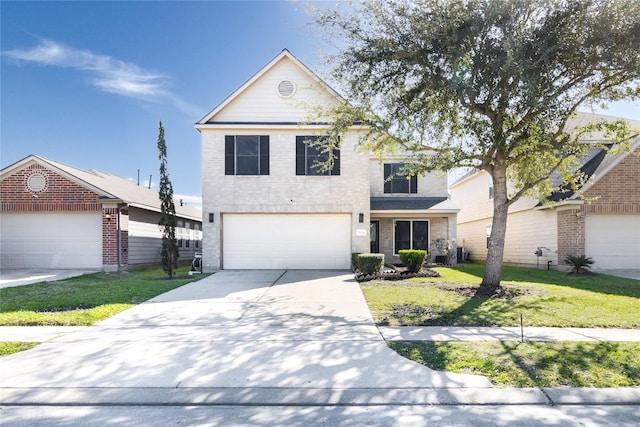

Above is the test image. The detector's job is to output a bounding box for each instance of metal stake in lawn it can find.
[520,313,524,343]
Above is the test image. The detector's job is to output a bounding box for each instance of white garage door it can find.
[585,215,640,269]
[0,212,102,269]
[223,214,351,269]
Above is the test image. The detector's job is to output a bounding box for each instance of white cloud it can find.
[4,38,199,115]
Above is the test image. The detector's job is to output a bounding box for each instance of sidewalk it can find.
[2,325,639,343]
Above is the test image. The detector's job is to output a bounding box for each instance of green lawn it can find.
[390,341,640,388]
[361,264,640,327]
[363,264,640,387]
[0,342,39,357]
[0,266,206,326]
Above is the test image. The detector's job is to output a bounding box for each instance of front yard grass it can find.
[390,341,640,388]
[0,266,206,326]
[363,264,640,388]
[361,264,640,327]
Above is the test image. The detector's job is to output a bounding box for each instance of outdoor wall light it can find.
[358,213,364,223]
[105,213,112,221]
[575,210,582,219]
[209,213,214,223]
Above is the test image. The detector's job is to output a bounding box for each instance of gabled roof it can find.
[196,49,343,126]
[0,155,201,221]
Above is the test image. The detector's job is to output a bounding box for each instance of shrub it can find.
[565,255,595,274]
[351,252,362,270]
[357,253,385,275]
[398,249,427,273]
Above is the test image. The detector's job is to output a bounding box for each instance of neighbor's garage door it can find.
[223,214,351,269]
[585,215,640,269]
[0,212,102,269]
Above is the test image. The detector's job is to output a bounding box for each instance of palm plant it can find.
[565,255,595,274]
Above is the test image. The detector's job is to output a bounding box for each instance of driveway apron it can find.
[0,270,491,391]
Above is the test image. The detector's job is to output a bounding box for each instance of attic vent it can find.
[27,172,47,192]
[277,80,296,98]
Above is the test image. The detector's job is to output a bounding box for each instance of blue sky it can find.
[2,1,639,210]
[1,0,326,208]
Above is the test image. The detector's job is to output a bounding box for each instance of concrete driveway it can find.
[0,270,491,405]
[0,269,96,289]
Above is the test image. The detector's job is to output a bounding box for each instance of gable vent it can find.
[27,172,47,192]
[277,80,296,98]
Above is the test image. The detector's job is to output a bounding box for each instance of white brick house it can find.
[195,50,458,271]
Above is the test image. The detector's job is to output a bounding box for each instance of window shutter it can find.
[383,164,392,193]
[331,148,340,175]
[259,136,269,175]
[296,136,306,175]
[410,175,418,193]
[225,136,235,175]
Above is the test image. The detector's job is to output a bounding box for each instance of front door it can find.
[370,220,379,253]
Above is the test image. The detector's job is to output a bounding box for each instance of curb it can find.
[2,387,638,407]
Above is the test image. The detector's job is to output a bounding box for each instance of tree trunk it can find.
[481,165,509,289]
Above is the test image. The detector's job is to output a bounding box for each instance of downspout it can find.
[117,207,122,269]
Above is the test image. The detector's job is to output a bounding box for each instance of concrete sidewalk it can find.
[3,325,638,343]
[379,326,640,342]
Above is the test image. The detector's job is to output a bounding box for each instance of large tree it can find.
[157,121,179,279]
[313,0,640,288]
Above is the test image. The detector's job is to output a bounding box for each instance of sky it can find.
[2,1,639,211]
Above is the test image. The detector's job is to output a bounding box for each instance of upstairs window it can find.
[384,163,417,194]
[225,135,269,175]
[296,136,340,176]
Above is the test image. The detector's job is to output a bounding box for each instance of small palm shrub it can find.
[398,249,427,273]
[565,255,595,274]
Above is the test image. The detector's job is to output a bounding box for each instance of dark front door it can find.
[370,220,379,253]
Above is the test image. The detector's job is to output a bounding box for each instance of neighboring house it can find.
[0,155,202,271]
[195,49,458,271]
[450,114,640,271]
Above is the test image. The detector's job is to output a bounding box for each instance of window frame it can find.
[296,136,340,176]
[384,163,417,194]
[393,219,430,255]
[225,135,270,176]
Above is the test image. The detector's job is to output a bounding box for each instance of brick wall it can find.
[1,162,124,270]
[1,163,102,212]
[583,148,640,214]
[557,208,585,265]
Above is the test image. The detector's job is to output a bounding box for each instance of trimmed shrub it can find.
[351,252,362,270]
[357,253,385,275]
[398,249,427,273]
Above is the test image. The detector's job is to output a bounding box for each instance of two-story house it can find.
[196,50,458,271]
[450,113,640,272]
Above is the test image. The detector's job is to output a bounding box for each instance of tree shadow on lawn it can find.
[449,264,640,299]
[386,286,553,327]
[392,340,640,388]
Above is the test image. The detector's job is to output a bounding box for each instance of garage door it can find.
[585,215,640,269]
[223,214,351,269]
[0,212,102,269]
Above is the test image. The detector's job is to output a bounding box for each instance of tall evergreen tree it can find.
[157,121,179,279]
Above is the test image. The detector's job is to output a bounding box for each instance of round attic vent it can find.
[277,80,296,98]
[27,172,47,192]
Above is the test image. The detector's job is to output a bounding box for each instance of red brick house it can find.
[0,155,201,271]
[450,114,640,272]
